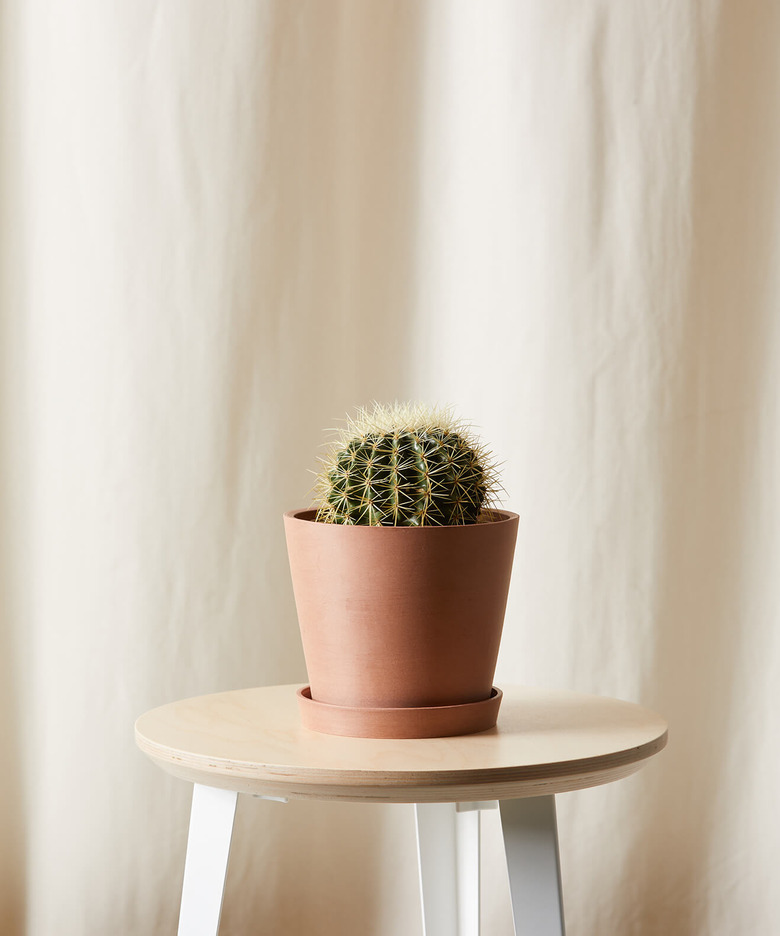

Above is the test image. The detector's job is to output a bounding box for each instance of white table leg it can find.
[499,796,566,936]
[455,804,481,934]
[415,802,487,936]
[177,784,238,936]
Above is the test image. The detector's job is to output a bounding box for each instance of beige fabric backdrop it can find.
[2,1,779,933]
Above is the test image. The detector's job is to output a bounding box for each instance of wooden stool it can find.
[135,684,667,935]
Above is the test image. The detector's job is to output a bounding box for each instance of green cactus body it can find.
[314,404,499,526]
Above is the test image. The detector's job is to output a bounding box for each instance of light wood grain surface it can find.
[135,684,667,803]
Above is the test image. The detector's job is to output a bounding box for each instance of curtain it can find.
[2,1,779,933]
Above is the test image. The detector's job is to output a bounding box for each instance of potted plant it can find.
[284,402,518,738]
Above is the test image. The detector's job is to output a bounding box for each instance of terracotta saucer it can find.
[297,686,503,739]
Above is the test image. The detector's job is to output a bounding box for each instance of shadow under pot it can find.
[284,508,518,739]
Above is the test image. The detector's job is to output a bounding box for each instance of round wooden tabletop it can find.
[135,684,667,804]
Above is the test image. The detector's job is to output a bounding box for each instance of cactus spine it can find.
[314,403,500,526]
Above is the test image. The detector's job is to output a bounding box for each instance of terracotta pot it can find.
[284,508,518,735]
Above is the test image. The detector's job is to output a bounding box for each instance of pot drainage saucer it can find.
[297,686,502,739]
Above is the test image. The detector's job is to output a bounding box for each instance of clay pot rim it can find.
[284,507,519,528]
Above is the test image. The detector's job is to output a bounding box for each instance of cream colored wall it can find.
[1,1,779,933]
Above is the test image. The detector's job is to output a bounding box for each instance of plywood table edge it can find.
[135,723,668,803]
